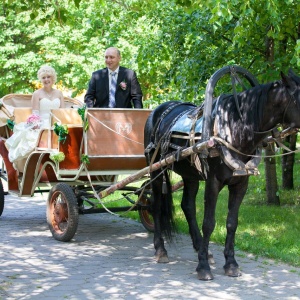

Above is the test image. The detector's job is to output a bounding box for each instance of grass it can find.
[169,151,300,267]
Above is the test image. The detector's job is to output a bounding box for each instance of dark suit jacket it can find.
[84,66,143,108]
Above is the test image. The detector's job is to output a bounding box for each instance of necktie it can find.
[109,71,117,108]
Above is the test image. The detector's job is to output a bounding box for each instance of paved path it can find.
[1,192,300,300]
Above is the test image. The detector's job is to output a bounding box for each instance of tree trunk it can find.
[282,133,297,189]
[264,143,280,205]
[265,26,274,62]
[263,29,279,205]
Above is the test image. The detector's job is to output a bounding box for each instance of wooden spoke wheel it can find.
[138,180,154,232]
[47,183,79,242]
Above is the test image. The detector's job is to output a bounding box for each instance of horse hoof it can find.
[197,270,214,281]
[156,255,169,263]
[224,266,241,277]
[155,252,169,263]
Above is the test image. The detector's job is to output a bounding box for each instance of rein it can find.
[214,127,299,159]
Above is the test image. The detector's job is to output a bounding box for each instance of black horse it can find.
[144,70,300,280]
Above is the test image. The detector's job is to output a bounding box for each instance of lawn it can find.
[167,150,300,267]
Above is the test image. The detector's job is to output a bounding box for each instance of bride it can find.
[5,65,65,168]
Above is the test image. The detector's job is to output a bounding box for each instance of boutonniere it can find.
[119,80,127,90]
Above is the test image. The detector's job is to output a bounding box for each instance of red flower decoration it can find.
[119,80,127,90]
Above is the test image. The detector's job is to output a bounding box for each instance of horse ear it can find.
[288,68,295,76]
[281,71,297,93]
[288,68,300,84]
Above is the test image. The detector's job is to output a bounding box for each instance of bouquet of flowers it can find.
[26,114,41,129]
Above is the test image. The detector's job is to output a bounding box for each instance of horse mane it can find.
[215,81,275,145]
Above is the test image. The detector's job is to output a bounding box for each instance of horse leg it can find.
[223,177,248,277]
[196,176,223,280]
[151,171,170,263]
[180,178,215,265]
[180,178,202,251]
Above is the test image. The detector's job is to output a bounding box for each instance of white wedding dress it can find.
[5,98,61,165]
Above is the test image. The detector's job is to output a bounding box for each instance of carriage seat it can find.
[51,108,83,126]
[13,107,33,124]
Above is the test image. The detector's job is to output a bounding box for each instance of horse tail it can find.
[144,101,179,242]
[159,170,176,242]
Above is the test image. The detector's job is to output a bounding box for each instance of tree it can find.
[1,0,299,203]
[193,0,299,204]
[282,132,297,189]
[0,0,144,97]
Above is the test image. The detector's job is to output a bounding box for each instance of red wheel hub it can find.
[54,203,68,223]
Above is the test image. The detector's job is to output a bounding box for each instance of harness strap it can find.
[230,67,243,120]
[171,134,202,140]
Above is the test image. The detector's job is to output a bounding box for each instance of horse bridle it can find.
[253,80,299,136]
[218,80,300,163]
[282,81,300,121]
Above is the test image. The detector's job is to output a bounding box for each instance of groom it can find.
[84,47,143,108]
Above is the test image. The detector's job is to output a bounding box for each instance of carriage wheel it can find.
[47,183,79,242]
[138,180,154,232]
[0,178,4,217]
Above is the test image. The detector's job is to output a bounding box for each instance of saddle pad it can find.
[170,111,203,135]
[170,96,223,135]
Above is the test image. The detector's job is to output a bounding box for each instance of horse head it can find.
[280,69,300,128]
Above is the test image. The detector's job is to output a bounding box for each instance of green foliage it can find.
[53,122,68,143]
[77,105,89,130]
[49,151,65,164]
[81,154,90,164]
[0,0,299,105]
[6,119,14,130]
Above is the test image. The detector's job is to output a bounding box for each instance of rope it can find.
[213,136,300,159]
[80,159,169,217]
[82,162,119,216]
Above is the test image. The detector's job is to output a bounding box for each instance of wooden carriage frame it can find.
[0,93,154,241]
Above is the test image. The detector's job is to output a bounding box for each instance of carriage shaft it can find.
[98,139,214,199]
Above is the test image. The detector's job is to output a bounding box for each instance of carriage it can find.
[1,66,299,281]
[0,93,156,241]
